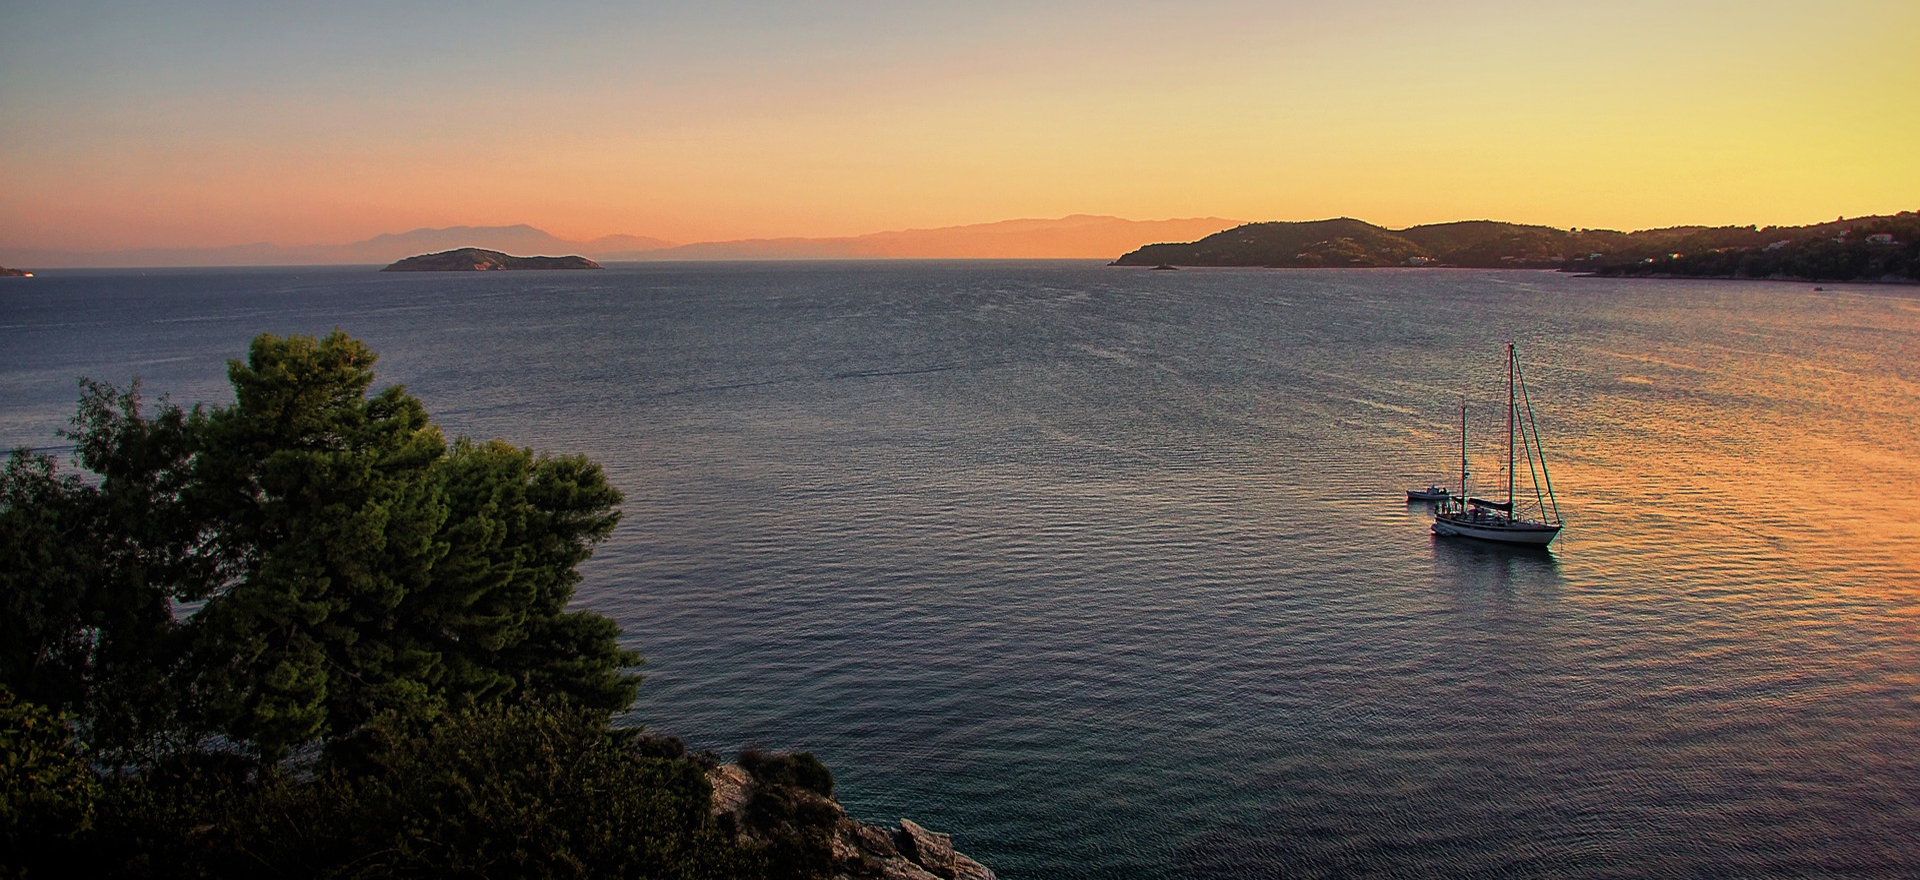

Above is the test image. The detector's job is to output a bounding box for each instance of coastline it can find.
[1572,271,1920,286]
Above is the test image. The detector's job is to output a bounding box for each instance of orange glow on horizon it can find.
[2,1,1915,253]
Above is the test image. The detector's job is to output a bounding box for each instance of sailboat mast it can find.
[1506,342,1516,509]
[1458,400,1468,504]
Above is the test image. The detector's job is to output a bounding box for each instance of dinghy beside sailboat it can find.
[1406,485,1451,502]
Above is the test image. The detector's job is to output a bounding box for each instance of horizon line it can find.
[7,209,1915,270]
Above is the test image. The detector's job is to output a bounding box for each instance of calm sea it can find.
[3,263,1917,878]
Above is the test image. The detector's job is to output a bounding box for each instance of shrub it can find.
[736,749,834,798]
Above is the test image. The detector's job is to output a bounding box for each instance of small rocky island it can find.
[380,247,602,272]
[0,264,33,277]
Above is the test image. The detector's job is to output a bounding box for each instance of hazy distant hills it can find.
[8,216,1237,268]
[1112,214,1919,281]
[0,225,673,269]
[13,213,1913,280]
[638,215,1240,260]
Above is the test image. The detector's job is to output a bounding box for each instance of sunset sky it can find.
[3,0,1915,252]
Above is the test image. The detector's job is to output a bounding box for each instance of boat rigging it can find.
[1431,343,1564,547]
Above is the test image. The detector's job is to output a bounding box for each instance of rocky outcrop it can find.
[707,762,995,880]
[379,247,602,271]
[894,819,971,880]
[0,265,32,277]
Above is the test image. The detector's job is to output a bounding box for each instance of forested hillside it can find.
[1112,212,1919,281]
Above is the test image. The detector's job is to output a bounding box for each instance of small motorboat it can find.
[1406,485,1451,502]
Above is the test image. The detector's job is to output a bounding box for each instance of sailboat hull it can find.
[1432,513,1562,546]
[1428,343,1564,548]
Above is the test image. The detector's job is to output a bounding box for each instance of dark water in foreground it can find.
[4,263,1918,878]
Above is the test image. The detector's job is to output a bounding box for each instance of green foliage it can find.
[1,379,204,764]
[74,703,763,880]
[0,332,795,879]
[737,748,834,798]
[83,750,257,878]
[298,703,753,879]
[1,689,101,878]
[0,331,637,765]
[733,750,843,880]
[431,439,633,714]
[630,732,691,759]
[184,332,454,760]
[0,452,99,712]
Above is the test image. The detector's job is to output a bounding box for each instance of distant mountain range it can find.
[1112,213,1919,282]
[637,215,1239,260]
[7,216,1239,268]
[1,226,674,269]
[14,213,1914,280]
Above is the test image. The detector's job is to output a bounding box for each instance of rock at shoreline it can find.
[0,265,32,277]
[896,819,963,879]
[380,247,602,272]
[708,762,996,880]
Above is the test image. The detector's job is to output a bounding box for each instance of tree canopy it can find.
[1,330,636,764]
[0,331,834,880]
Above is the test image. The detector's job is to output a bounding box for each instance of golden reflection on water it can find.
[1543,286,1920,593]
[9,266,1916,877]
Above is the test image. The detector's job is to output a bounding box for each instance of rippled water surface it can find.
[4,263,1918,877]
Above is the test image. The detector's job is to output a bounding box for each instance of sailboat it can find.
[1431,343,1564,546]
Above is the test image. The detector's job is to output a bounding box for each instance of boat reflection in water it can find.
[1429,529,1561,583]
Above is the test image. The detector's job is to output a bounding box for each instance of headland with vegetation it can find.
[1112,212,1919,282]
[1,331,988,879]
